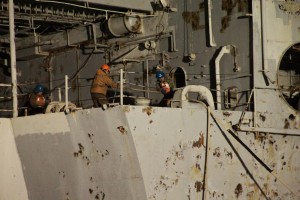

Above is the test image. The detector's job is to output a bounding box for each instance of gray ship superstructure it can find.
[0,0,299,199]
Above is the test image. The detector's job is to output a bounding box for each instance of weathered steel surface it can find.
[9,109,146,200]
[0,0,300,199]
[0,118,29,200]
[252,0,300,114]
[125,106,209,199]
[1,104,299,199]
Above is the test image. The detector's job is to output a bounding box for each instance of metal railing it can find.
[0,83,13,113]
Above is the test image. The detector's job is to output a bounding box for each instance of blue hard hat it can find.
[34,84,45,93]
[156,71,165,79]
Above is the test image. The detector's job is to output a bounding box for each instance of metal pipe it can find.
[202,106,210,200]
[49,69,53,101]
[238,126,300,136]
[48,55,53,101]
[58,88,61,102]
[34,40,53,46]
[9,0,18,117]
[253,88,257,127]
[260,0,275,85]
[215,45,231,110]
[120,69,123,105]
[122,58,142,63]
[65,75,69,112]
[260,0,267,81]
[0,83,11,87]
[76,49,81,106]
[146,60,149,98]
[181,85,215,109]
[236,89,254,128]
[207,0,216,47]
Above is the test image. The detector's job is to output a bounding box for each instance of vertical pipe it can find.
[253,87,257,128]
[207,0,216,47]
[65,75,69,112]
[202,106,211,200]
[215,45,231,110]
[49,70,53,101]
[58,88,61,102]
[120,69,123,105]
[9,0,18,117]
[49,56,53,101]
[260,0,267,77]
[260,0,274,85]
[76,49,80,106]
[146,60,149,98]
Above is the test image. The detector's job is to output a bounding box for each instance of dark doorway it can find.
[170,67,186,89]
[278,43,300,111]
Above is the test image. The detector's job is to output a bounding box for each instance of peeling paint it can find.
[88,132,94,143]
[58,171,66,178]
[142,107,153,116]
[175,151,184,160]
[224,148,233,159]
[284,118,290,129]
[289,114,296,121]
[194,181,202,192]
[221,0,248,32]
[182,11,203,30]
[122,106,130,112]
[117,126,127,134]
[234,183,243,198]
[223,111,232,117]
[255,132,267,142]
[74,143,85,157]
[278,1,300,15]
[190,165,201,176]
[213,147,221,157]
[192,132,205,148]
[65,192,70,200]
[259,113,266,122]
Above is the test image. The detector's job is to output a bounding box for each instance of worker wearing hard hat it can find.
[21,84,48,115]
[90,64,118,109]
[156,71,174,107]
[29,84,47,108]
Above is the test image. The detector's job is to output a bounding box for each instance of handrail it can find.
[120,69,123,105]
[9,0,18,117]
[0,83,12,113]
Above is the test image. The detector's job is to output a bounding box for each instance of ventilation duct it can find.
[107,13,143,37]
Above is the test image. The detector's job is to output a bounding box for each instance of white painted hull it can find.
[1,105,299,199]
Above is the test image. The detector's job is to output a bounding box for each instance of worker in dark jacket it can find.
[90,64,118,109]
[21,84,48,115]
[156,71,174,107]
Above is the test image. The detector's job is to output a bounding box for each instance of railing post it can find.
[120,69,123,105]
[65,75,69,112]
[146,60,150,98]
[58,88,61,102]
[9,0,18,117]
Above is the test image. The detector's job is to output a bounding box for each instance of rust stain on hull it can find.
[117,126,127,135]
[192,132,205,148]
[142,107,153,116]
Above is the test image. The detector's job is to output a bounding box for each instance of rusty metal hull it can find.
[0,0,300,199]
[1,105,299,199]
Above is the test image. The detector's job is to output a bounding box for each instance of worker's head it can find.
[101,64,110,74]
[156,71,165,80]
[34,84,45,94]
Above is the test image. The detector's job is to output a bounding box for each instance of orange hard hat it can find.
[101,64,110,72]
